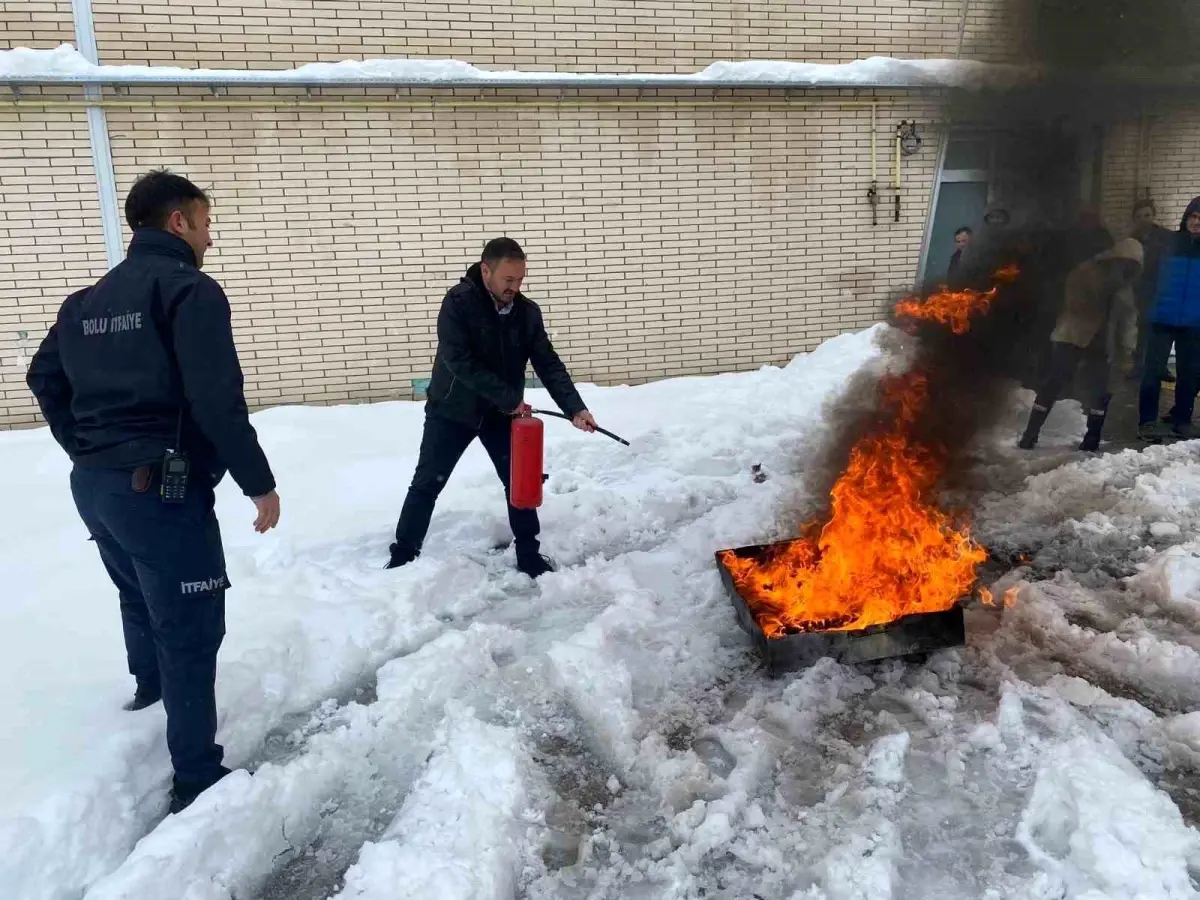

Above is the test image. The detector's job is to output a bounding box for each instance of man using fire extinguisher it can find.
[387,238,598,577]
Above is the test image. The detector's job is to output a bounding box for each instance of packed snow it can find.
[4,324,1200,899]
[0,43,1032,89]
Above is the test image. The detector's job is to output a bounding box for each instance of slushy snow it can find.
[4,324,1200,899]
[0,43,1032,89]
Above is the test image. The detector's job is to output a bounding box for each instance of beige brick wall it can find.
[39,88,936,414]
[90,0,1018,72]
[1101,105,1200,239]
[0,104,110,428]
[0,0,75,49]
[1143,108,1200,229]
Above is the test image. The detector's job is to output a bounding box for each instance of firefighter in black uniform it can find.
[387,237,597,577]
[26,170,280,814]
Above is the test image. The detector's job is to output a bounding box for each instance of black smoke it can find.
[793,0,1200,521]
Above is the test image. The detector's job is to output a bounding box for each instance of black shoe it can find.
[1078,412,1107,452]
[385,542,419,570]
[1139,423,1165,444]
[1172,423,1192,440]
[516,554,556,579]
[122,682,162,712]
[169,765,232,814]
[1018,407,1050,450]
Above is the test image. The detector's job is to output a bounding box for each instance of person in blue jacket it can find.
[1139,196,1200,442]
[26,170,281,814]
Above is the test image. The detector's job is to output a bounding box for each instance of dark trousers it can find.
[70,466,228,790]
[1140,324,1200,426]
[1033,340,1112,415]
[394,411,540,556]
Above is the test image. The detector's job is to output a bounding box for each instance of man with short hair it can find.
[388,238,596,577]
[947,226,972,282]
[27,169,280,813]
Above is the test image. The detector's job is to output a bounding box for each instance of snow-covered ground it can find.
[4,325,1200,900]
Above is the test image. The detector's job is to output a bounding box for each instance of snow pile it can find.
[333,706,529,900]
[6,322,1200,898]
[81,626,514,900]
[1018,735,1198,898]
[0,43,1032,88]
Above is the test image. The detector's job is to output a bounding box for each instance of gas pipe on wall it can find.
[510,409,630,510]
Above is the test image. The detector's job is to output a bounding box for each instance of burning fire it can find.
[719,265,1020,638]
[893,263,1020,333]
[980,586,1020,608]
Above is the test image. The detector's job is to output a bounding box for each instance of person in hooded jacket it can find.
[387,238,597,577]
[1018,238,1143,451]
[1138,196,1200,442]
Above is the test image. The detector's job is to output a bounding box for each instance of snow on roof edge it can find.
[0,44,1033,89]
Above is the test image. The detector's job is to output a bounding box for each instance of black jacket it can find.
[425,263,585,427]
[26,229,275,498]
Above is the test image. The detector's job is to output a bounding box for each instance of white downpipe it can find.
[72,0,123,268]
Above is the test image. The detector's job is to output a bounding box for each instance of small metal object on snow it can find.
[751,464,767,483]
[715,541,966,677]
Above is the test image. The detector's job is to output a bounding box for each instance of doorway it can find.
[921,134,992,285]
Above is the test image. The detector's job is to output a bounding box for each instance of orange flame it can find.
[719,372,986,637]
[719,264,1021,638]
[894,264,1020,334]
[980,586,1020,608]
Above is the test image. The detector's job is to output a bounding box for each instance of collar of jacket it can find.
[128,228,199,268]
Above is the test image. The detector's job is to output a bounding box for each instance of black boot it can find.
[123,680,162,712]
[516,552,556,579]
[1078,412,1107,452]
[1018,406,1051,450]
[385,541,419,570]
[169,765,232,815]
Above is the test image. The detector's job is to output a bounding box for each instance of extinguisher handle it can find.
[528,408,631,446]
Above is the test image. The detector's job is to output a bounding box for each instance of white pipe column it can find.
[72,0,123,268]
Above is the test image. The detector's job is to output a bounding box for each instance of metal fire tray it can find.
[715,542,966,677]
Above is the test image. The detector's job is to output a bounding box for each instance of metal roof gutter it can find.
[0,72,952,91]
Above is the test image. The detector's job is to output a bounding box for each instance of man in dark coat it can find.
[387,238,597,577]
[26,170,280,814]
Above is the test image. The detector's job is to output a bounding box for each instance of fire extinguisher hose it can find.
[528,409,631,446]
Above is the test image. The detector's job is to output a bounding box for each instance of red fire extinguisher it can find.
[510,408,629,510]
[510,412,546,510]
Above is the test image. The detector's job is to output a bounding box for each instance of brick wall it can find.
[0,0,75,49]
[89,88,938,413]
[0,103,110,428]
[90,0,1018,72]
[1143,107,1200,229]
[1101,104,1200,239]
[0,0,993,427]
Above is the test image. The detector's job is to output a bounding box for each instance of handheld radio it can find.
[160,411,190,505]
